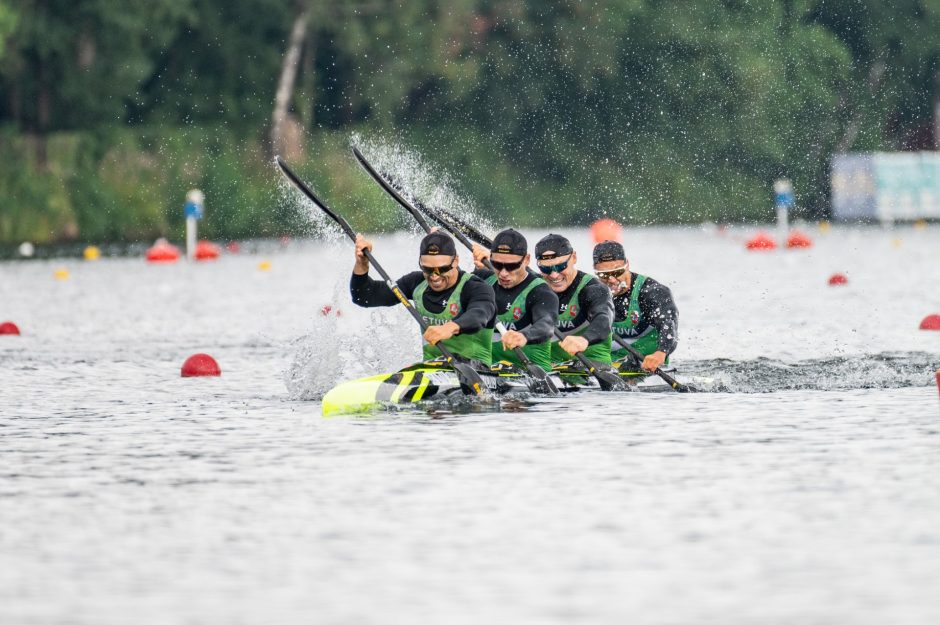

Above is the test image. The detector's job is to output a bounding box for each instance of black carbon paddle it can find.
[275,156,486,397]
[352,146,558,395]
[611,334,695,392]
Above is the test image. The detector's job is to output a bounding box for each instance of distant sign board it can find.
[831,152,940,221]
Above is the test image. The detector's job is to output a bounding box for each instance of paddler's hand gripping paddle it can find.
[275,156,486,397]
[610,334,695,392]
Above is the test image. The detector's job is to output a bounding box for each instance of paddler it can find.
[534,233,614,366]
[470,229,559,372]
[592,240,678,372]
[351,231,497,366]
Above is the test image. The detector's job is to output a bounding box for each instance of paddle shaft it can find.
[275,156,467,368]
[611,333,691,392]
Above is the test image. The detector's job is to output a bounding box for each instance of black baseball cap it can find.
[593,240,626,264]
[419,231,457,256]
[490,229,527,256]
[534,234,573,260]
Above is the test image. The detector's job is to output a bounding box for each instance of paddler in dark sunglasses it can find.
[592,240,678,373]
[533,233,614,366]
[351,231,496,366]
[470,229,559,372]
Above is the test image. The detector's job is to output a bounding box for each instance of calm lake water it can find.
[2,224,939,625]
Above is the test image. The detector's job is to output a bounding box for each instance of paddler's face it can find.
[594,259,630,296]
[537,251,577,293]
[419,254,459,291]
[490,252,529,289]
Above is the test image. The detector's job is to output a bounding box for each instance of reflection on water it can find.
[2,226,939,624]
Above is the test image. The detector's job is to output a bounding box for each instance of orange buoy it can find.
[828,273,848,286]
[919,314,940,330]
[786,230,813,248]
[745,232,777,250]
[194,240,221,261]
[181,353,221,377]
[590,218,622,244]
[0,321,20,336]
[146,240,180,263]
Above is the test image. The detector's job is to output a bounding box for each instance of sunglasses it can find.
[595,266,627,280]
[490,259,525,272]
[419,261,456,276]
[537,258,570,275]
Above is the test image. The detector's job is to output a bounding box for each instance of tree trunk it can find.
[270,8,309,158]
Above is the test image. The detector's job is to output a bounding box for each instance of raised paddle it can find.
[352,146,558,395]
[611,334,695,392]
[350,150,627,391]
[275,156,486,397]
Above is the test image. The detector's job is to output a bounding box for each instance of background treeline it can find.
[1,0,938,244]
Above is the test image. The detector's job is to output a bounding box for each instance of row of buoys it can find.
[144,239,223,262]
[745,230,814,250]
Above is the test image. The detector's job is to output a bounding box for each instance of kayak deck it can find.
[321,359,655,416]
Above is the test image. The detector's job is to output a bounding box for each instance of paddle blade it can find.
[596,369,629,391]
[525,364,559,395]
[452,362,486,396]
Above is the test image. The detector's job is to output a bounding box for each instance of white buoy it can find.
[18,242,34,258]
[184,189,205,261]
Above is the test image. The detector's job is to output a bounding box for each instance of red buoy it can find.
[0,321,20,336]
[225,241,241,254]
[786,230,813,248]
[590,218,622,244]
[745,232,777,250]
[195,240,221,261]
[181,353,221,377]
[828,273,848,286]
[919,314,940,330]
[146,240,180,263]
[320,305,343,317]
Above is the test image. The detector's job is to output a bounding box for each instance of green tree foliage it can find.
[0,0,938,244]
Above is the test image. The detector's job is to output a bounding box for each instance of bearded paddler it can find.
[534,234,614,366]
[593,240,678,372]
[351,231,497,366]
[470,229,559,372]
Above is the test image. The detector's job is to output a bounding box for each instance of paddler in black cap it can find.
[470,229,559,371]
[593,240,678,372]
[533,233,614,365]
[351,231,496,366]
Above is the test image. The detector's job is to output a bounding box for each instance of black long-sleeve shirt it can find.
[555,270,613,345]
[613,272,679,354]
[350,269,496,333]
[472,269,559,343]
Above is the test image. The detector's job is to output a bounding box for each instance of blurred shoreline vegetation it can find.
[0,0,938,244]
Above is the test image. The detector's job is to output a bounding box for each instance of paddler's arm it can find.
[349,236,421,307]
[638,279,679,371]
[560,281,613,355]
[519,283,558,344]
[455,275,496,334]
[424,274,495,345]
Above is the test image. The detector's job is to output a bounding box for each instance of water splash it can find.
[284,281,423,400]
[350,134,497,237]
[684,352,939,393]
